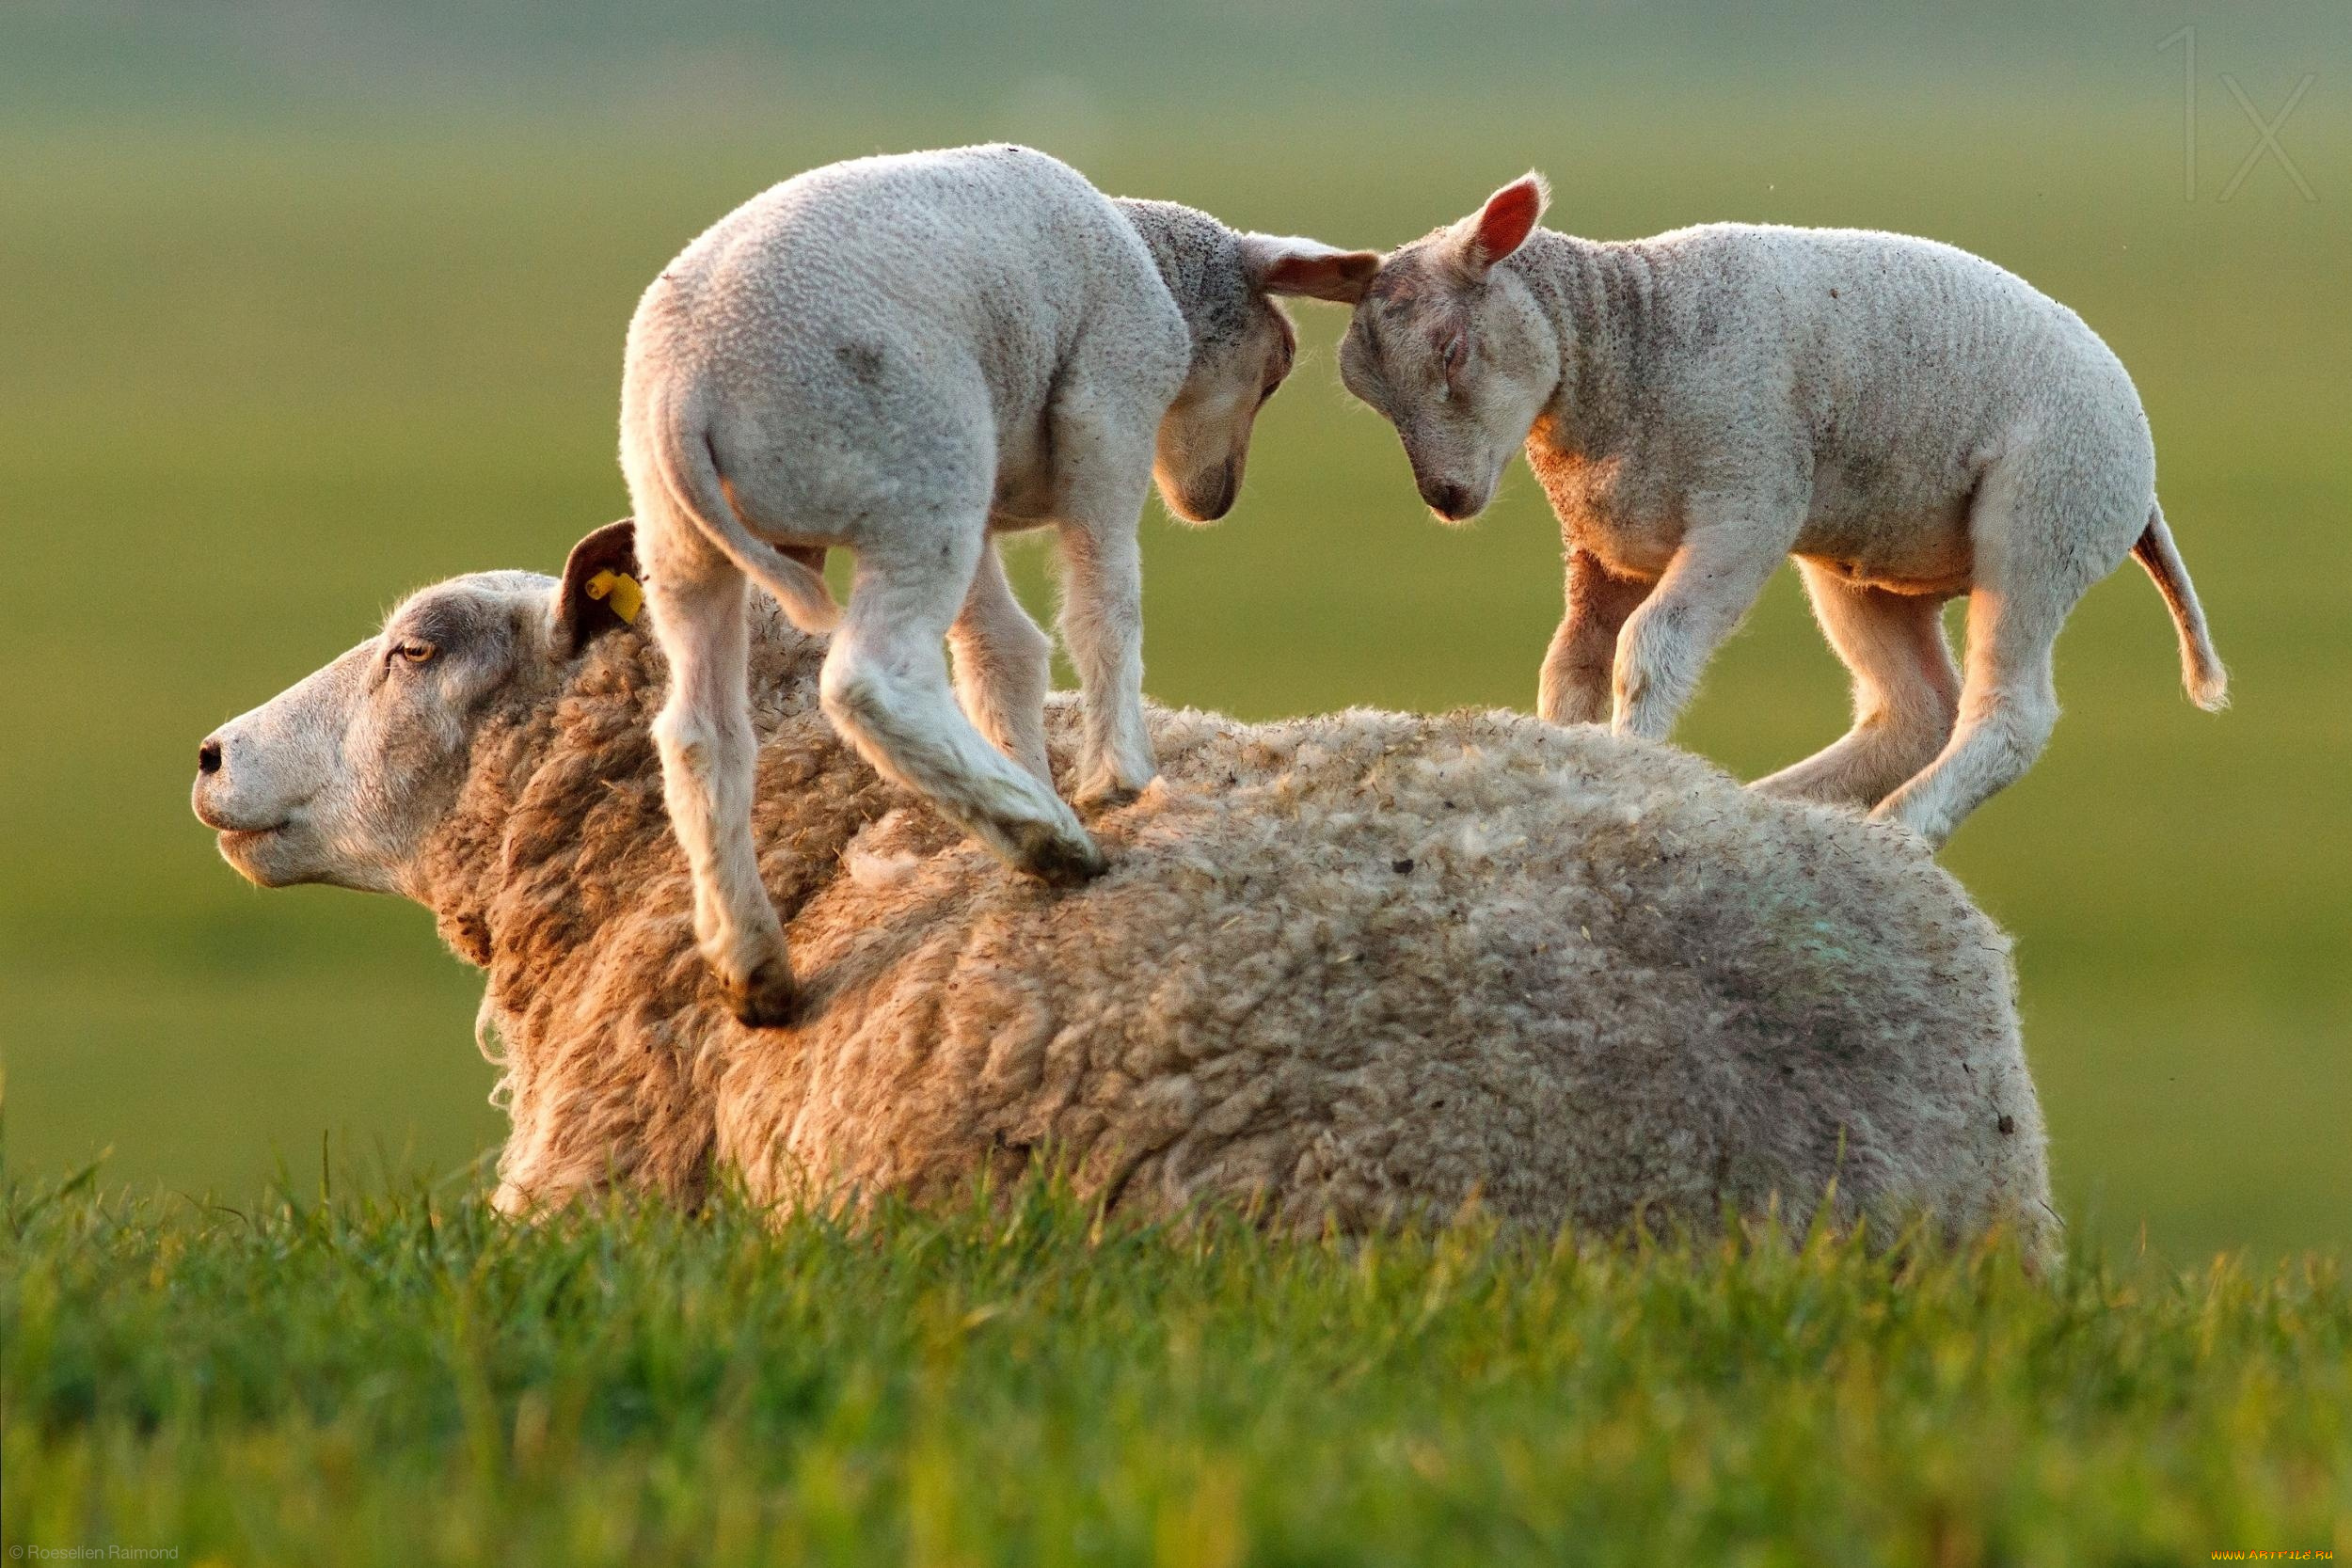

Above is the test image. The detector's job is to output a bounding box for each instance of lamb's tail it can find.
[2131,502,2228,711]
[640,393,841,636]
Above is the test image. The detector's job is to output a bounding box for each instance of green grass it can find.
[5,1170,2346,1566]
[3,86,2348,1260]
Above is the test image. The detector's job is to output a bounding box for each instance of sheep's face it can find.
[1152,235,1379,524]
[193,523,645,896]
[192,572,559,895]
[1336,175,1560,524]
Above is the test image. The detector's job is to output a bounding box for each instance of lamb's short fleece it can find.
[397,586,2054,1259]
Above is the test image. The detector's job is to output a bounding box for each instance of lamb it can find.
[1297,174,2227,846]
[619,143,1376,1026]
[191,522,2059,1264]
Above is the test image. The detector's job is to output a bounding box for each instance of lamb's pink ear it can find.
[555,518,644,657]
[1451,172,1549,277]
[1242,235,1382,304]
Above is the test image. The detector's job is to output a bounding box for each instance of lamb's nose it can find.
[1423,481,1474,519]
[199,737,224,776]
[1200,462,1239,520]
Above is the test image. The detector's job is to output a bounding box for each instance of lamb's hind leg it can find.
[824,520,1104,883]
[1872,585,2062,847]
[1538,548,1653,725]
[1753,560,1960,810]
[643,538,797,1027]
[948,537,1055,787]
[1871,454,2116,846]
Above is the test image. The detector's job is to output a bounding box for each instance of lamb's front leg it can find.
[1538,548,1654,725]
[1610,513,1789,740]
[1047,413,1160,805]
[1056,513,1155,805]
[644,556,797,1027]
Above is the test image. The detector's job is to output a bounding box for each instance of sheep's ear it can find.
[1241,235,1381,305]
[555,518,644,657]
[1447,172,1549,278]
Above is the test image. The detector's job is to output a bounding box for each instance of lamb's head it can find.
[1332,174,1560,523]
[1130,199,1377,523]
[192,522,644,895]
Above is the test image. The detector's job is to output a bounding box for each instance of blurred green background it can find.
[4,2,2344,1260]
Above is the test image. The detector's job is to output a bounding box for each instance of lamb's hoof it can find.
[1011,822,1108,887]
[1074,781,1143,813]
[1074,757,1155,812]
[725,958,803,1029]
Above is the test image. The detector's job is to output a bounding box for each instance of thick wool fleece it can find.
[411,598,2056,1260]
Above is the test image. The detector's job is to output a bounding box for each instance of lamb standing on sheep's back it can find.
[191,524,2057,1261]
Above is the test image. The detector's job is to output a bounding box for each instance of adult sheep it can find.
[191,522,2058,1263]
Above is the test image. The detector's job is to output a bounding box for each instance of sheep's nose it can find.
[199,736,224,776]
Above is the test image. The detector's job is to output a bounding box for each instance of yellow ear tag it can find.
[584,570,644,625]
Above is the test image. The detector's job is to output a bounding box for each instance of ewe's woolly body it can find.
[412,594,2054,1259]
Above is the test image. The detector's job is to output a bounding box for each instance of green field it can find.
[7,96,2346,1259]
[8,1172,2348,1564]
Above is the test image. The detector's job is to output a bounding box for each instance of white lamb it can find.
[620,143,1376,1024]
[1289,175,2228,847]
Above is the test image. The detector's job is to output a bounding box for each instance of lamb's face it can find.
[192,572,560,895]
[1336,175,1559,524]
[1151,232,1380,525]
[1151,288,1297,525]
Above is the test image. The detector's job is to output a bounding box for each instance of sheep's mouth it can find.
[194,786,307,840]
[195,797,291,838]
[214,822,294,882]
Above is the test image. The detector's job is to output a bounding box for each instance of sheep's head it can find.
[1334,174,1561,524]
[1148,225,1377,524]
[192,522,644,896]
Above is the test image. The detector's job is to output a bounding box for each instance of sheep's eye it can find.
[392,640,437,667]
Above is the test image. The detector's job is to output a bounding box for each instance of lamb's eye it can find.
[1258,350,1291,406]
[393,640,437,667]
